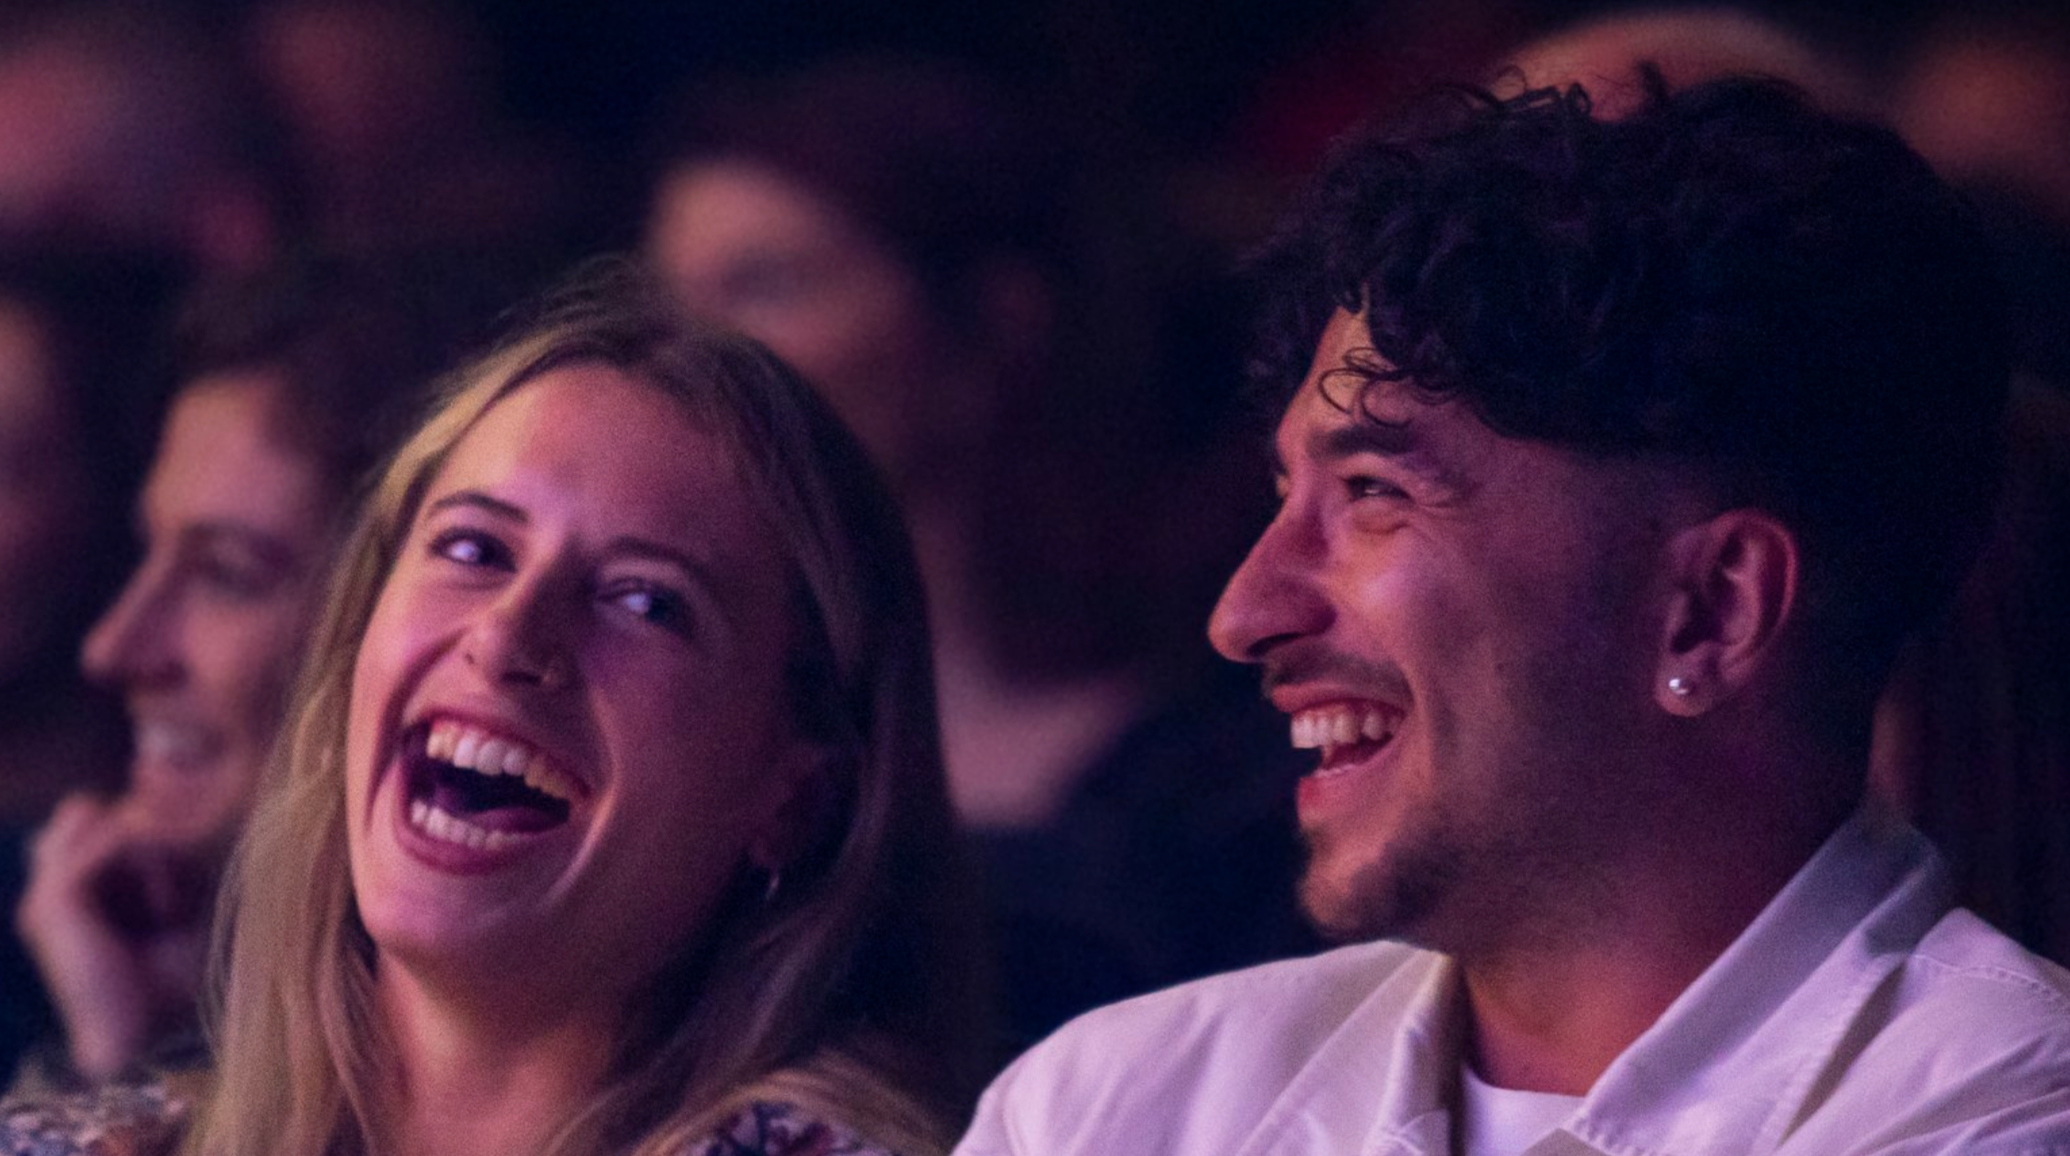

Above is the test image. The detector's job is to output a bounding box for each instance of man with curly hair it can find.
[954,77,2070,1156]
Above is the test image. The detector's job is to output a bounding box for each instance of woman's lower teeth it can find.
[409,799,524,851]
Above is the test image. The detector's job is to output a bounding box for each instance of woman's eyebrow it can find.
[601,534,733,589]
[425,489,527,523]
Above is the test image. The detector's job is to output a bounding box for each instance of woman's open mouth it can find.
[399,719,581,852]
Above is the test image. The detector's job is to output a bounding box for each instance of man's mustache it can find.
[1260,644,1405,700]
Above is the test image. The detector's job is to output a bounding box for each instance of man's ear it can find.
[1655,509,1799,716]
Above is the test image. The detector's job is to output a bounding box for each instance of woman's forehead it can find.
[433,367,775,571]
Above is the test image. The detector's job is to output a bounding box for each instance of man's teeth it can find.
[423,720,575,802]
[409,799,528,851]
[1290,704,1396,751]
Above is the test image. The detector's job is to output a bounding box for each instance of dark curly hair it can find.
[1248,75,2010,716]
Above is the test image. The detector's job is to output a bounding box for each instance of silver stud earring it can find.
[1667,676,1694,697]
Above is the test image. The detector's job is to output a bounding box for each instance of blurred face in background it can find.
[82,372,329,845]
[647,160,988,490]
[0,300,95,681]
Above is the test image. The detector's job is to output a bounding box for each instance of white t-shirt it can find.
[1455,1065,1581,1156]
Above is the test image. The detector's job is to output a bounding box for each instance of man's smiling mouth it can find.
[1290,702,1400,776]
[401,719,580,850]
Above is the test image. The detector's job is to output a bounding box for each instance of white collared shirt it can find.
[954,814,2070,1155]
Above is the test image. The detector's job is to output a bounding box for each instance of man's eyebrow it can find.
[1310,421,1423,462]
[1268,422,1421,479]
[425,490,527,523]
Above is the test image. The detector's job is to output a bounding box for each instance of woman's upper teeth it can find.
[424,720,574,802]
[1290,703,1396,750]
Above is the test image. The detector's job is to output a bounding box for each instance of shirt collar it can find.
[1239,813,1952,1156]
[1568,811,1951,1156]
[1234,947,1464,1156]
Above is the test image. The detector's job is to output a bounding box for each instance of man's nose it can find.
[1208,506,1333,664]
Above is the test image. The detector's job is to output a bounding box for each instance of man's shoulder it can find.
[1908,908,2070,1011]
[1882,906,2070,1071]
[1783,908,2070,1154]
[955,940,1437,1156]
[1878,906,2070,1071]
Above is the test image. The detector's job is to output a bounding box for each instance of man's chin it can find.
[1299,851,1453,947]
[1300,866,1389,943]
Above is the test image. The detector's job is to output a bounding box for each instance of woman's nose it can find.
[463,579,573,691]
[81,561,181,690]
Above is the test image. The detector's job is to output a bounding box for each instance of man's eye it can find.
[1346,475,1406,500]
[429,529,510,569]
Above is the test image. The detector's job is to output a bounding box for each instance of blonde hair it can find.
[188,269,990,1156]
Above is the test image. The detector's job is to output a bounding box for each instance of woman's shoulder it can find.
[684,1100,922,1156]
[0,1076,192,1156]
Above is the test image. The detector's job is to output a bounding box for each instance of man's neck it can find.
[1455,804,1844,1096]
[1461,929,1727,1095]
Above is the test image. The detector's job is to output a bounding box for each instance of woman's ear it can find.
[746,745,838,876]
[1655,509,1800,716]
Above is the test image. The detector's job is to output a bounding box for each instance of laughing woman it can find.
[2,273,991,1156]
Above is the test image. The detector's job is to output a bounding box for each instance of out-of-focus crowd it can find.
[0,0,2064,1134]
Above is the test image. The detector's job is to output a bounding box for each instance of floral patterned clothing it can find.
[0,1077,190,1156]
[686,1101,911,1156]
[0,1080,909,1156]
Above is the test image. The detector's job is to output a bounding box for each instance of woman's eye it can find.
[429,528,510,569]
[194,553,286,600]
[605,582,692,634]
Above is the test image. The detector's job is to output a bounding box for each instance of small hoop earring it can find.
[1667,676,1694,697]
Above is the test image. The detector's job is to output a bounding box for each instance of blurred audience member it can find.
[647,56,1314,1045]
[1493,5,1867,117]
[1228,0,1527,185]
[0,247,185,824]
[1874,382,2070,967]
[243,0,592,267]
[1893,12,2070,389]
[1894,12,2070,233]
[0,5,286,272]
[0,246,185,1080]
[1877,16,2070,965]
[9,257,486,1086]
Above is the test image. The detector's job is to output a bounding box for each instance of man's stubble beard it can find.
[1299,819,1465,948]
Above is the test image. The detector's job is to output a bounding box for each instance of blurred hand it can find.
[16,793,217,1081]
